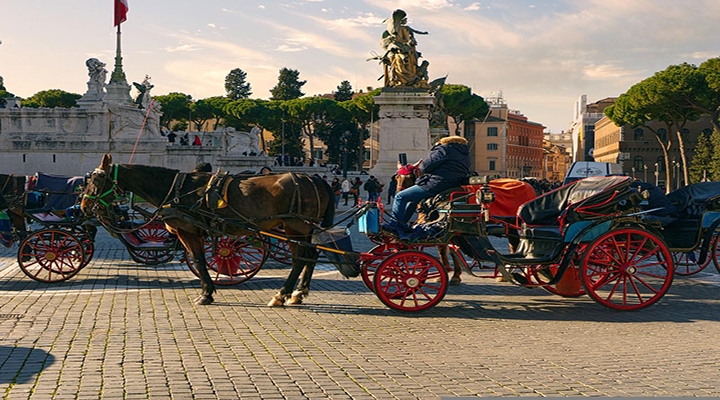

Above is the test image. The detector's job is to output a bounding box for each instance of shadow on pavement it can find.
[0,346,54,384]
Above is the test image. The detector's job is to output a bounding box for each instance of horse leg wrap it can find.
[267,293,287,307]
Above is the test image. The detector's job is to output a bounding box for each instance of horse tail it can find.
[316,176,336,228]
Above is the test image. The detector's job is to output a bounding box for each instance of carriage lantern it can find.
[477,184,495,205]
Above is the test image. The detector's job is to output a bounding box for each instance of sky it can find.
[1,0,718,133]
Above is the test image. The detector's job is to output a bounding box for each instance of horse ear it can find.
[101,153,112,171]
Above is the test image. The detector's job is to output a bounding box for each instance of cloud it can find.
[582,63,642,80]
[464,2,481,11]
[276,43,308,52]
[156,28,272,62]
[207,23,216,28]
[164,44,202,53]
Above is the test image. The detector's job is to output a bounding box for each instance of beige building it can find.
[594,115,714,190]
[543,139,572,183]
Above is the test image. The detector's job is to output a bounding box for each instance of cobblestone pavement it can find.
[2,205,720,398]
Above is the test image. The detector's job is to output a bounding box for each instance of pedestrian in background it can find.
[341,178,351,206]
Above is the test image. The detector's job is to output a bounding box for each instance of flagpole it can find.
[106,2,132,105]
[110,21,126,84]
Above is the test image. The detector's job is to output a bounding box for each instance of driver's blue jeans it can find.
[391,185,434,224]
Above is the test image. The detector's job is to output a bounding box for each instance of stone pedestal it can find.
[105,81,133,104]
[369,89,435,182]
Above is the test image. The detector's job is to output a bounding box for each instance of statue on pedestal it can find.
[133,75,154,109]
[85,58,107,95]
[370,9,429,88]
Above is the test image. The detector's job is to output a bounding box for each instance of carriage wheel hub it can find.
[405,276,420,288]
[45,252,57,261]
[218,248,231,257]
[625,265,637,275]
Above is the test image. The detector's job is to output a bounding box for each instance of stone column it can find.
[369,88,435,182]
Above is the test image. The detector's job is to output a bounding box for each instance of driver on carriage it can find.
[387,136,470,230]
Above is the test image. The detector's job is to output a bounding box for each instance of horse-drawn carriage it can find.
[0,173,98,283]
[79,155,688,313]
[0,172,183,283]
[662,182,720,276]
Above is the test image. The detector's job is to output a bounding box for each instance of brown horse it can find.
[0,174,29,241]
[81,154,335,306]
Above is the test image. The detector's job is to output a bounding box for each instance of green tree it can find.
[153,92,192,129]
[283,97,340,160]
[604,70,701,191]
[689,131,712,183]
[441,84,489,136]
[224,68,252,100]
[710,129,720,181]
[200,96,232,130]
[189,99,215,131]
[684,57,720,132]
[334,80,354,101]
[269,68,306,100]
[20,89,81,108]
[339,88,380,170]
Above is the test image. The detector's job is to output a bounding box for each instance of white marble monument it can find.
[369,88,435,180]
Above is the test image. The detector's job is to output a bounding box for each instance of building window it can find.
[657,128,667,142]
[633,128,644,141]
[681,128,690,135]
[487,127,498,137]
[489,160,496,171]
[363,148,370,161]
[312,148,323,160]
[487,143,498,150]
[633,156,644,172]
[703,128,712,136]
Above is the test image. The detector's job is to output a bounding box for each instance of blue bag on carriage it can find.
[0,211,12,248]
[358,204,380,234]
[313,228,361,278]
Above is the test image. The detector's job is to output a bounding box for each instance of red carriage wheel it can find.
[127,246,177,265]
[186,235,268,285]
[673,249,710,276]
[71,225,95,269]
[134,221,171,242]
[267,237,292,265]
[580,227,673,310]
[710,234,720,274]
[18,229,86,283]
[361,243,424,292]
[373,250,447,312]
[125,221,177,265]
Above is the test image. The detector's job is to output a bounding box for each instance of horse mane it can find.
[312,175,335,228]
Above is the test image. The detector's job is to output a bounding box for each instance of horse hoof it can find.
[195,295,214,305]
[268,297,285,307]
[495,276,507,282]
[449,277,462,286]
[286,296,303,305]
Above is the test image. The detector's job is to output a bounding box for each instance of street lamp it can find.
[654,162,659,186]
[644,164,648,182]
[341,130,350,179]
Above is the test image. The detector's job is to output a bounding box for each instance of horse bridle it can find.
[83,165,125,212]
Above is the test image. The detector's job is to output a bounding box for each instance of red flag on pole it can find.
[114,0,129,26]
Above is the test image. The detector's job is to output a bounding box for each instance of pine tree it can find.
[224,68,252,100]
[333,80,354,101]
[269,68,306,100]
[689,132,712,183]
[709,129,720,181]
